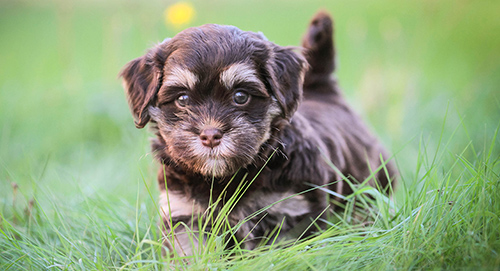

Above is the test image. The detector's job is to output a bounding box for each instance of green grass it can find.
[1,0,499,269]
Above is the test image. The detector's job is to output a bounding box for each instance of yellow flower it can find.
[165,2,195,28]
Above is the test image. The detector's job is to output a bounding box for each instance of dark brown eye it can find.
[176,94,189,107]
[233,91,249,105]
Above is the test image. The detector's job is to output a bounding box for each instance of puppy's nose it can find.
[200,128,223,148]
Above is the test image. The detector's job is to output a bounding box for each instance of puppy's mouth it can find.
[189,126,239,176]
[166,123,261,178]
[152,110,270,178]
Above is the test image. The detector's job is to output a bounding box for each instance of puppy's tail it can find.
[302,11,337,90]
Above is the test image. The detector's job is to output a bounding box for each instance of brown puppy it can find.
[120,11,397,255]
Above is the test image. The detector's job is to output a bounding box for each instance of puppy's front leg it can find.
[159,189,204,256]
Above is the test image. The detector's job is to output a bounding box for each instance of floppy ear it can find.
[119,40,171,128]
[266,46,308,120]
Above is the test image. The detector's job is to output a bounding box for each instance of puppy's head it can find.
[120,24,307,177]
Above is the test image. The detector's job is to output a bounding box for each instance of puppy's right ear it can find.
[120,39,171,128]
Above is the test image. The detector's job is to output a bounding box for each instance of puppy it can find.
[120,11,397,255]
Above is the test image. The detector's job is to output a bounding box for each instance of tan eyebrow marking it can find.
[164,66,198,90]
[220,63,266,91]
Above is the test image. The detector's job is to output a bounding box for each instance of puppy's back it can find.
[300,11,397,192]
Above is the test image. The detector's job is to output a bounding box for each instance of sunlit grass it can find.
[2,125,499,269]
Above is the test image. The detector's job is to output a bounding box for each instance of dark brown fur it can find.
[120,11,397,255]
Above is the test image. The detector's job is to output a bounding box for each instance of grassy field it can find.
[1,0,499,269]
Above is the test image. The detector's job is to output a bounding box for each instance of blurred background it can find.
[1,0,499,206]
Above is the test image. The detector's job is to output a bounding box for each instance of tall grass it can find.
[1,121,499,269]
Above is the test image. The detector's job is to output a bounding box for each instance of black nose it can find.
[200,128,223,148]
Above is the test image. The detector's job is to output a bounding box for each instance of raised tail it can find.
[302,11,336,89]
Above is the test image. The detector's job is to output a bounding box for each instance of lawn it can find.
[1,0,499,270]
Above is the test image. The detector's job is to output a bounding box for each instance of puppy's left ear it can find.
[266,47,308,120]
[120,39,171,128]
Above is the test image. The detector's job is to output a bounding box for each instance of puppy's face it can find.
[121,25,307,177]
[150,60,280,177]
